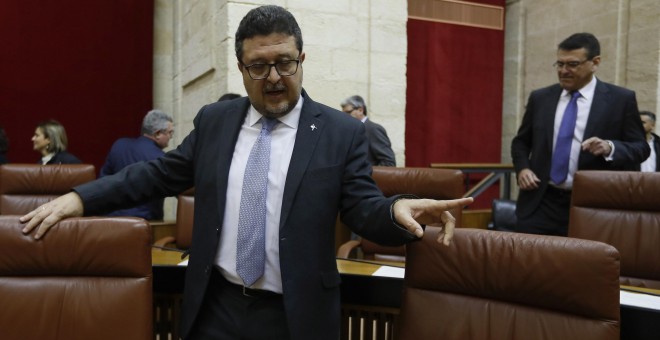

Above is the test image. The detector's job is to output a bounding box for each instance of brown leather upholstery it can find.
[337,166,464,262]
[569,170,660,288]
[154,188,194,249]
[0,216,152,340]
[0,164,96,215]
[399,227,620,340]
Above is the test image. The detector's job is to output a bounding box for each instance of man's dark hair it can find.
[558,33,600,60]
[218,93,241,102]
[640,110,657,122]
[235,5,303,63]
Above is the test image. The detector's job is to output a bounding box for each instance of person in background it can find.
[0,127,8,164]
[218,93,242,101]
[100,109,174,220]
[32,120,81,165]
[640,111,660,172]
[20,5,472,339]
[511,32,649,236]
[341,95,396,166]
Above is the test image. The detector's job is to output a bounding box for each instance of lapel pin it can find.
[310,124,317,131]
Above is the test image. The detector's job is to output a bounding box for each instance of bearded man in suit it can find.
[20,5,471,340]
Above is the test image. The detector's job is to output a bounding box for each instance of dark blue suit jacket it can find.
[100,136,165,220]
[74,91,417,339]
[511,79,649,218]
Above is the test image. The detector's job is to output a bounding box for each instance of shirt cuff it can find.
[390,194,422,231]
[604,140,615,161]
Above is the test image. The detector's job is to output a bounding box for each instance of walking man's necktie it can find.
[550,91,581,184]
[236,117,278,287]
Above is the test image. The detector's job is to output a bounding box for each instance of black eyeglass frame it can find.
[240,55,301,80]
[552,59,592,70]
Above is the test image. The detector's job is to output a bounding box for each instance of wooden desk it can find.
[151,249,660,340]
[151,249,403,340]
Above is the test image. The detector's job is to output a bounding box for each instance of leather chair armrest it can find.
[154,236,176,248]
[337,239,362,258]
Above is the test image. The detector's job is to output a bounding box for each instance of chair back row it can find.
[569,170,660,288]
[0,216,152,340]
[0,164,96,214]
[399,227,620,340]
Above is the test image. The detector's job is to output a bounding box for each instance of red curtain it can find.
[405,6,504,208]
[0,0,154,171]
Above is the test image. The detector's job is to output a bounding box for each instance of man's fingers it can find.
[442,197,474,209]
[436,212,456,246]
[34,216,57,240]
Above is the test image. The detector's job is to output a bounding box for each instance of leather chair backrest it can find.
[0,216,152,340]
[358,166,464,260]
[0,164,96,214]
[399,227,620,340]
[175,187,195,249]
[569,170,660,288]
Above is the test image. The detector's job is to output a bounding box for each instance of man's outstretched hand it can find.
[393,197,474,246]
[20,192,84,239]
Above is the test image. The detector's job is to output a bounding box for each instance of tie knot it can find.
[570,91,581,100]
[261,117,278,132]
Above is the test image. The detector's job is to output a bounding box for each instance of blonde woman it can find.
[32,120,81,165]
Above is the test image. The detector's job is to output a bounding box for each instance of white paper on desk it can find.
[178,259,189,266]
[372,266,405,278]
[620,290,660,311]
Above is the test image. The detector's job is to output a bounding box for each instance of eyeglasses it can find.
[553,59,591,70]
[241,57,301,80]
[342,107,357,114]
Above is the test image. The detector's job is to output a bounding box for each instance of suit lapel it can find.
[583,79,610,139]
[542,85,563,154]
[280,91,324,228]
[215,98,251,214]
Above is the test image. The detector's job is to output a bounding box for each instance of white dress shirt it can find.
[551,76,597,189]
[641,135,657,172]
[216,96,302,293]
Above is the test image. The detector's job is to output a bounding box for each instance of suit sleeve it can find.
[610,91,650,167]
[74,107,204,215]
[511,92,536,174]
[339,122,417,246]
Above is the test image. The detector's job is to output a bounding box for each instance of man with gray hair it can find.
[341,95,396,166]
[99,109,174,219]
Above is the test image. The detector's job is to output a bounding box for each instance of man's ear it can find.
[237,61,243,73]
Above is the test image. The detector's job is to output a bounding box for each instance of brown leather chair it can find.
[569,170,660,288]
[0,216,152,340]
[154,188,194,250]
[0,164,96,215]
[399,227,620,340]
[337,166,464,262]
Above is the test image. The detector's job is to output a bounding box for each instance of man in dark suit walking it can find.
[341,95,396,166]
[20,5,472,340]
[511,32,649,236]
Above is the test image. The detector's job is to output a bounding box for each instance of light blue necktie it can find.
[550,91,581,184]
[236,117,278,287]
